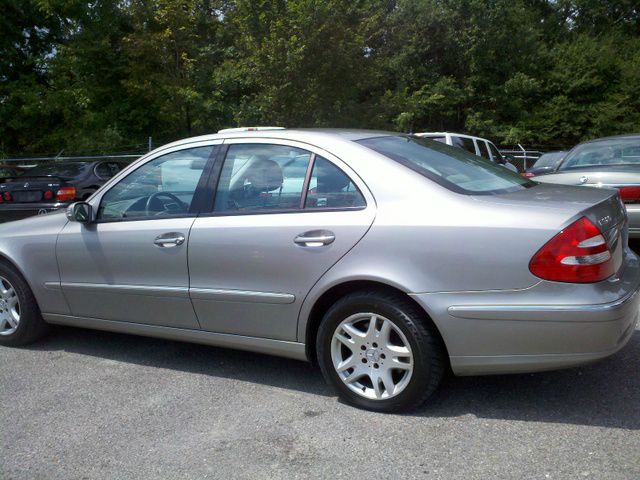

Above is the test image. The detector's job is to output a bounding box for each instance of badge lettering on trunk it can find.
[598,215,612,227]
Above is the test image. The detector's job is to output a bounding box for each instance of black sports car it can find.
[0,160,130,222]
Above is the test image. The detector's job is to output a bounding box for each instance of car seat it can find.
[238,158,284,209]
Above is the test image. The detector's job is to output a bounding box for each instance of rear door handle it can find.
[154,232,186,248]
[294,230,335,247]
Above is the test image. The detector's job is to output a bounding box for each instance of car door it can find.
[56,142,220,328]
[188,139,376,341]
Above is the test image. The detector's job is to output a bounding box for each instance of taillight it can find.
[617,186,640,204]
[3,192,12,202]
[56,187,76,202]
[43,190,54,201]
[522,172,535,178]
[529,216,614,283]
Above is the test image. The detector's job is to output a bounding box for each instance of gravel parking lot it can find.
[1,322,639,480]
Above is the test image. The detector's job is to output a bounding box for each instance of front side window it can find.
[98,146,213,220]
[487,142,506,164]
[359,136,532,195]
[305,156,365,209]
[214,144,311,212]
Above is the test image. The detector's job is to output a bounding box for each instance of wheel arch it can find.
[303,279,449,365]
[0,252,45,313]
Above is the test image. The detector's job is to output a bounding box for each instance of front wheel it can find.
[317,290,445,412]
[0,262,48,346]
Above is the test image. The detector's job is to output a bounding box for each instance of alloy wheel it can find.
[331,313,414,400]
[0,276,20,336]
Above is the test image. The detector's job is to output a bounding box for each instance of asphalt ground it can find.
[1,320,639,480]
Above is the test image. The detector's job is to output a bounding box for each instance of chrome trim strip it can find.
[447,287,639,322]
[189,288,295,304]
[60,282,189,298]
[42,314,308,361]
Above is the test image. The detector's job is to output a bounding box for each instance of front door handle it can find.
[154,232,186,248]
[294,230,335,247]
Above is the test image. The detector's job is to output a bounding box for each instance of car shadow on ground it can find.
[29,326,640,429]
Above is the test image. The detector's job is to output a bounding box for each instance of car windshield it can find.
[25,162,91,179]
[533,151,565,168]
[559,139,640,170]
[358,136,533,195]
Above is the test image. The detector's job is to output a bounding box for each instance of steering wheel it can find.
[145,192,187,216]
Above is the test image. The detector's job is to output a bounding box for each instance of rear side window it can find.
[305,157,365,209]
[213,145,366,213]
[478,141,491,160]
[95,162,125,180]
[358,136,533,195]
[451,136,476,155]
[214,144,312,212]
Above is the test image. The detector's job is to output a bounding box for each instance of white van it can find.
[414,132,518,172]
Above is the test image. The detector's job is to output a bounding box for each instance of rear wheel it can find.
[317,290,445,412]
[0,263,48,346]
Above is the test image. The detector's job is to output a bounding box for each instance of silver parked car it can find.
[0,129,638,412]
[534,135,640,238]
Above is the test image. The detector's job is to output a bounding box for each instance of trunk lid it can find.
[474,183,628,276]
[0,176,65,204]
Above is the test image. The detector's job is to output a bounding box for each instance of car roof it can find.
[580,134,640,144]
[155,128,398,152]
[416,132,492,142]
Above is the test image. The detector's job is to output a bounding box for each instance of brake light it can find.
[3,192,11,202]
[529,216,614,283]
[56,187,76,202]
[617,186,640,204]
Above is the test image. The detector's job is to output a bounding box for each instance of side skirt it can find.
[42,313,309,361]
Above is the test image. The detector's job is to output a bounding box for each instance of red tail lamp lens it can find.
[529,217,614,283]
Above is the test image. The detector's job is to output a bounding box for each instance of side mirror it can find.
[66,202,93,224]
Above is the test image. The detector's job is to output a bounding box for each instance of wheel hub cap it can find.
[331,313,414,401]
[365,348,380,362]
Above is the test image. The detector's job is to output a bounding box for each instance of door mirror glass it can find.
[66,202,93,223]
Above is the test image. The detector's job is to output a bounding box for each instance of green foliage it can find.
[0,0,639,155]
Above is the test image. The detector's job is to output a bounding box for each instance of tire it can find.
[0,262,48,346]
[317,290,445,412]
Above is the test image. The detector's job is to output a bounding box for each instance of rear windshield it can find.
[560,139,640,170]
[358,136,533,195]
[24,162,91,180]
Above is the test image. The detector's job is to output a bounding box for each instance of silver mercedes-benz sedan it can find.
[0,129,638,412]
[534,134,640,237]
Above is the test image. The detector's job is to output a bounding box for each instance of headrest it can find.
[246,159,283,192]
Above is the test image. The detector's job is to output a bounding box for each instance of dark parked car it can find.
[523,151,566,177]
[0,160,130,222]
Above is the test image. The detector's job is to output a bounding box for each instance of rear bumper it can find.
[626,204,640,238]
[0,202,69,222]
[411,251,640,375]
